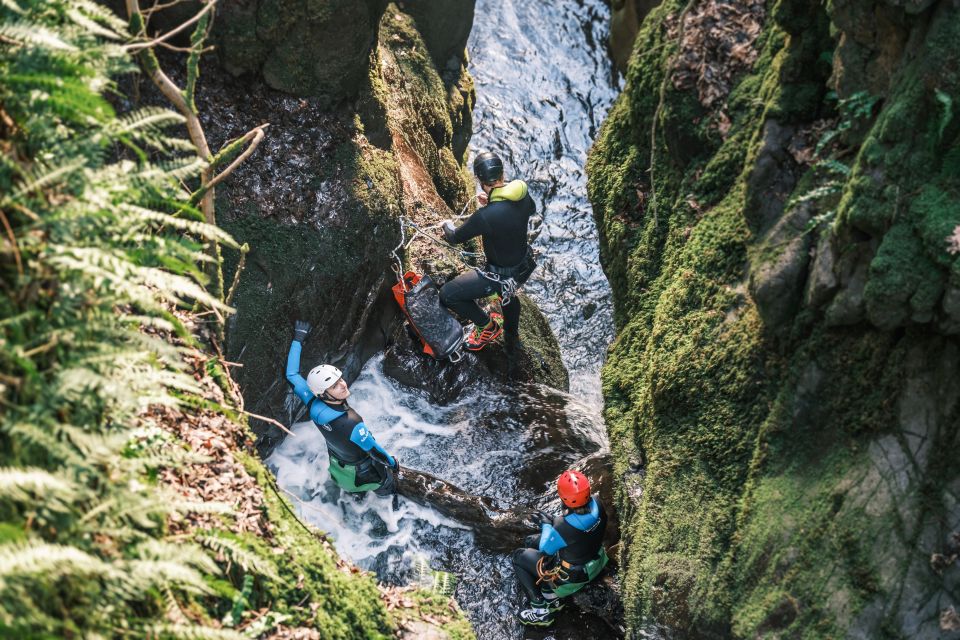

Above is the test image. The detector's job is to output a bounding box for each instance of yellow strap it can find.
[489,179,528,202]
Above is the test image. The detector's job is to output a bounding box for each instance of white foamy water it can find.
[268,0,625,636]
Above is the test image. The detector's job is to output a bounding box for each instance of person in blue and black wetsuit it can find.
[512,470,609,626]
[439,150,537,351]
[285,320,398,496]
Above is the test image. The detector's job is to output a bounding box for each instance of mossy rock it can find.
[382,292,568,403]
[214,0,388,101]
[589,0,960,635]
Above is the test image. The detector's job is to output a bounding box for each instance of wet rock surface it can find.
[214,0,389,101]
[382,293,569,404]
[589,0,960,634]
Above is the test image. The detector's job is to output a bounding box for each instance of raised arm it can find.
[285,321,314,406]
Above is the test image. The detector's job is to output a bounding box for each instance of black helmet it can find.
[473,151,504,184]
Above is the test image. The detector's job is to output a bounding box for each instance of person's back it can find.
[452,179,534,268]
[512,470,609,627]
[440,151,539,351]
[542,496,607,567]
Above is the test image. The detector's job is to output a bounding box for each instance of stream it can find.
[267,1,622,637]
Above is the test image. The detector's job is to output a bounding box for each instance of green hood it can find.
[490,179,528,202]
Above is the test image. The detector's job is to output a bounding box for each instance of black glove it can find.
[388,456,400,471]
[293,320,311,343]
[524,510,552,530]
[441,220,456,243]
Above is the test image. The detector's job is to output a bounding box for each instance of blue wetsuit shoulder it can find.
[564,498,600,532]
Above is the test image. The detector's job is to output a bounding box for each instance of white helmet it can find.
[306,364,342,396]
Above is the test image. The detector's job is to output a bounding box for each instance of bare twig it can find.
[203,125,268,193]
[10,202,40,222]
[23,334,58,358]
[124,0,216,52]
[0,372,22,388]
[0,209,23,276]
[142,0,193,16]
[224,243,249,308]
[157,41,215,54]
[243,411,295,437]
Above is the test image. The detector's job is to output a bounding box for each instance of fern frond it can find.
[121,204,240,249]
[2,422,85,466]
[196,534,281,582]
[0,0,25,14]
[0,542,117,582]
[136,540,220,576]
[0,468,77,505]
[64,0,129,33]
[1,159,86,207]
[64,8,119,40]
[109,106,185,136]
[126,560,212,595]
[0,20,77,50]
[144,623,247,640]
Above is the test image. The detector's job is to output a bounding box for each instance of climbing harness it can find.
[535,555,569,587]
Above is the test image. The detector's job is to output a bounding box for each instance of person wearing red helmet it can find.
[511,470,609,626]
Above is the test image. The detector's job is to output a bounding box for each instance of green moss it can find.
[395,590,476,640]
[588,0,959,634]
[864,223,943,327]
[235,451,396,638]
[379,3,470,209]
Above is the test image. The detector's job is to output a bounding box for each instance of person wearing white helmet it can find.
[285,320,398,495]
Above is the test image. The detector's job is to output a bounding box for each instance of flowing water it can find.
[268,1,623,637]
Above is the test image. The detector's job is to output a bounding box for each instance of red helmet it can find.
[557,470,591,508]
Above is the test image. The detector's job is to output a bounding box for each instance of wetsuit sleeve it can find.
[448,210,487,244]
[285,341,315,406]
[538,521,568,555]
[349,422,395,467]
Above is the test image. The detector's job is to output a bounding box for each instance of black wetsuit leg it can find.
[502,251,536,337]
[502,296,521,337]
[354,458,396,496]
[511,547,545,602]
[373,465,396,497]
[439,270,497,327]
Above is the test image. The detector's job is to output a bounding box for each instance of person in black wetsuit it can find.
[285,320,398,496]
[439,151,537,351]
[512,470,609,626]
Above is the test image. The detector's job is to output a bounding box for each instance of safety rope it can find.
[388,194,527,306]
[535,555,569,587]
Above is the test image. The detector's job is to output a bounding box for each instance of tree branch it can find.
[203,125,268,193]
[123,0,215,52]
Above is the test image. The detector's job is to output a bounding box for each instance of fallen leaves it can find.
[379,585,463,638]
[942,606,960,632]
[948,225,960,255]
[667,0,766,109]
[157,403,269,537]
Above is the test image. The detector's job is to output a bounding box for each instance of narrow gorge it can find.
[2,0,958,638]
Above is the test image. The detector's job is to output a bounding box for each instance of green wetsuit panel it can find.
[550,547,609,598]
[328,455,383,492]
